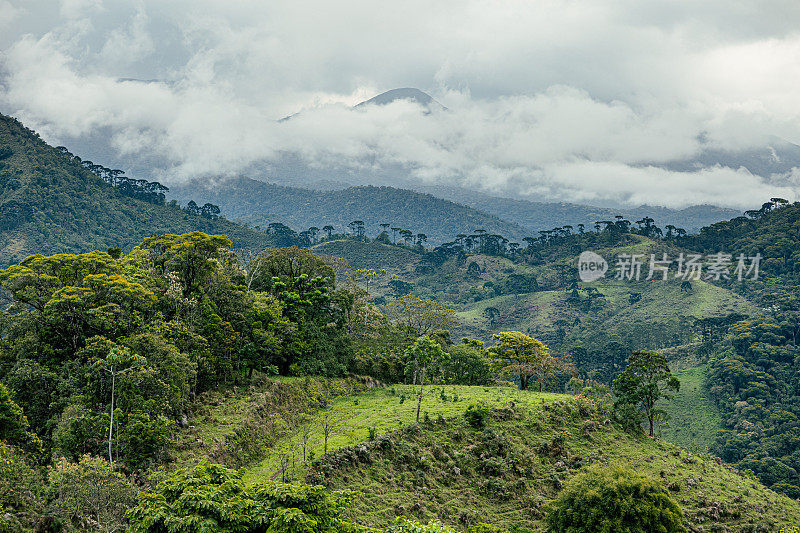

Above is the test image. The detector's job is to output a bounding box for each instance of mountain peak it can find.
[355,88,445,111]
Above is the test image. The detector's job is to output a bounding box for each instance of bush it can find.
[468,524,504,533]
[545,465,687,533]
[0,443,44,530]
[464,404,491,430]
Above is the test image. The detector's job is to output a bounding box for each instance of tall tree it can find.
[612,350,680,438]
[93,344,147,464]
[386,295,458,336]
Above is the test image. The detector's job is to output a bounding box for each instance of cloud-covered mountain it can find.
[355,88,446,112]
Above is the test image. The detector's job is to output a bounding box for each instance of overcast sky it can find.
[2,0,800,207]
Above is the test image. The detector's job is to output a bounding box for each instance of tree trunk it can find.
[108,370,115,464]
[416,370,426,423]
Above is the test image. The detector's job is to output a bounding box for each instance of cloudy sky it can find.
[1,0,800,207]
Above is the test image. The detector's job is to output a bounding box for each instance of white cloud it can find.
[1,0,799,208]
[0,1,24,29]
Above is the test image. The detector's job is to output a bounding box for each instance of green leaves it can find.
[0,383,42,455]
[127,463,366,533]
[404,335,450,372]
[545,465,687,533]
[612,350,680,437]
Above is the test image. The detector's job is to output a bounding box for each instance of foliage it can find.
[0,383,42,454]
[387,295,458,336]
[441,341,494,385]
[488,331,566,391]
[0,238,361,471]
[612,350,680,438]
[464,403,491,429]
[545,465,687,533]
[47,455,136,532]
[0,443,44,531]
[404,336,451,422]
[706,309,800,496]
[387,518,458,532]
[127,462,366,533]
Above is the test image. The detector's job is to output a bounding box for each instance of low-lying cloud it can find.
[1,0,799,208]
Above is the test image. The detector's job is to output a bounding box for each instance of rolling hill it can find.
[171,377,800,531]
[169,177,529,244]
[0,113,277,265]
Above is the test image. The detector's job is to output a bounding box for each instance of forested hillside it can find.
[425,186,740,234]
[168,177,528,244]
[0,114,278,265]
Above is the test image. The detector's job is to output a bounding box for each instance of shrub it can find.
[0,443,44,530]
[464,404,491,430]
[468,524,504,533]
[545,465,687,533]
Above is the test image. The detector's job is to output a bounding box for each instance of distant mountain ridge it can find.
[168,177,529,244]
[420,186,742,234]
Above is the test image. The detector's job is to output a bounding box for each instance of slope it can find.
[168,177,529,245]
[173,381,800,531]
[0,114,276,265]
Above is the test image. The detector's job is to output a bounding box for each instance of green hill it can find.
[338,236,759,352]
[312,238,422,270]
[0,114,276,265]
[168,177,529,245]
[171,379,800,532]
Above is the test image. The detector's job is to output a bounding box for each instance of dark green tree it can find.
[613,350,680,437]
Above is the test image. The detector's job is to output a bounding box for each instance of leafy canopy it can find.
[613,350,680,438]
[127,462,368,533]
[545,465,687,533]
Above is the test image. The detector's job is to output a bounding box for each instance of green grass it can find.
[311,395,800,532]
[176,382,800,531]
[244,384,561,483]
[659,365,723,453]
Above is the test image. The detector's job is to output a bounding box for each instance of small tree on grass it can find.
[317,408,349,456]
[612,350,680,438]
[545,465,687,532]
[404,335,450,423]
[488,331,550,391]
